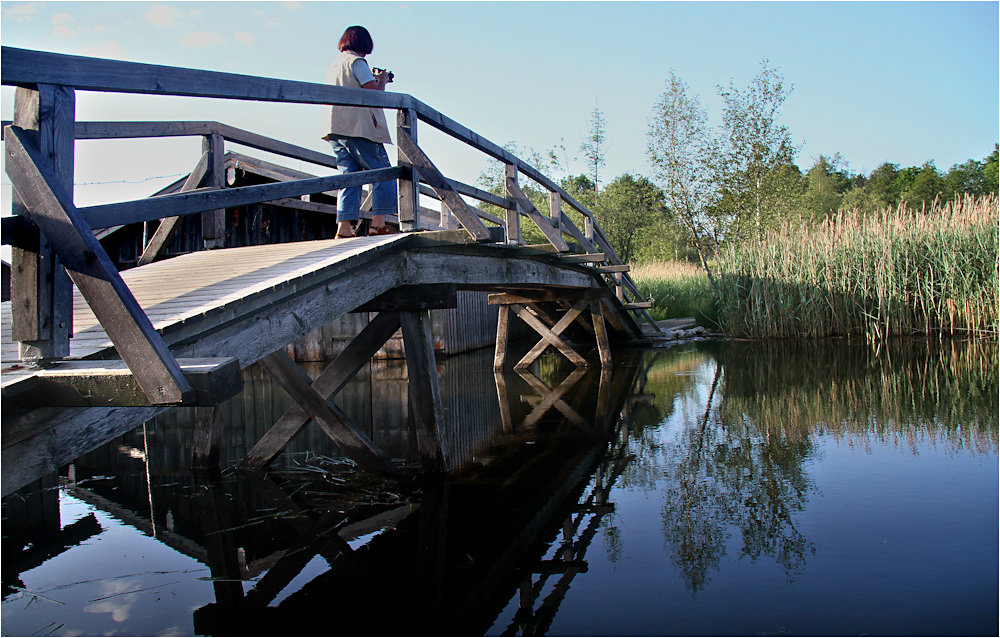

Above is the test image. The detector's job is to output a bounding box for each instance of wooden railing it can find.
[1,46,655,405]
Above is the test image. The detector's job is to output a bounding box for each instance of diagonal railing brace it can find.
[4,124,195,404]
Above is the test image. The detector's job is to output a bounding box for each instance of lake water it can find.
[2,339,997,636]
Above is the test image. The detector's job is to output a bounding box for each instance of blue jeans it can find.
[328,137,397,223]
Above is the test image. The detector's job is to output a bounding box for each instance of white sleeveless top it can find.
[323,50,392,144]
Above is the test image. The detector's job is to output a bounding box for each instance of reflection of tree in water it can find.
[651,337,996,595]
[659,358,816,594]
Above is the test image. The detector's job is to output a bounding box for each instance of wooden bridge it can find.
[0,47,657,496]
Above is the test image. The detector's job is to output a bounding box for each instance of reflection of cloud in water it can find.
[83,579,141,622]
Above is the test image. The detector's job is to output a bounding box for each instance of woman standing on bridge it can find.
[323,25,398,238]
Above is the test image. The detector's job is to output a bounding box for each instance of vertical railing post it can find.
[10,84,74,362]
[503,164,521,246]
[549,190,563,237]
[397,108,420,232]
[201,133,225,249]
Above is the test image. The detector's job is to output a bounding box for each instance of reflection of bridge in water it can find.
[2,348,656,635]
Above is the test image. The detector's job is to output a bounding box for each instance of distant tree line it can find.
[478,61,999,269]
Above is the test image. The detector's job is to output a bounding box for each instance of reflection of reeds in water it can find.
[720,339,999,456]
[716,195,999,339]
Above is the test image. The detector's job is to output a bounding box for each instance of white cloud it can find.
[265,18,280,29]
[53,24,75,38]
[52,12,75,25]
[95,25,108,34]
[178,31,225,48]
[188,9,203,20]
[233,32,254,46]
[79,41,128,60]
[144,3,183,28]
[3,2,42,21]
[282,1,302,9]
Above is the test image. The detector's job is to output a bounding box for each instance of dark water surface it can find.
[3,340,997,636]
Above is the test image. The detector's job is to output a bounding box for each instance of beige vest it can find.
[324,51,392,144]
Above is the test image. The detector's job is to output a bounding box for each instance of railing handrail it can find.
[2,46,654,323]
[1,47,619,257]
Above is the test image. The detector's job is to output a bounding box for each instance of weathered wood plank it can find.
[1,46,412,110]
[355,284,457,312]
[591,300,612,368]
[400,310,448,473]
[494,303,510,371]
[557,253,605,264]
[396,128,491,241]
[396,108,420,231]
[137,151,209,266]
[77,165,402,229]
[503,164,520,245]
[510,303,588,368]
[1,357,242,408]
[202,133,226,249]
[259,350,392,472]
[505,177,570,252]
[516,299,590,369]
[487,288,612,305]
[10,85,74,360]
[5,125,195,404]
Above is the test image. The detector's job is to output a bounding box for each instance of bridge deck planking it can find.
[1,234,407,371]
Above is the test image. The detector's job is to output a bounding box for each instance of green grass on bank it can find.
[631,260,717,326]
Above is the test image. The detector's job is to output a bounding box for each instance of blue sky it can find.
[1,1,997,213]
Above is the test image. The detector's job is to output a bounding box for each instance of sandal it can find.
[368,225,399,236]
[335,232,354,239]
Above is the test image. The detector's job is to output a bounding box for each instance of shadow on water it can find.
[2,338,997,636]
[1,344,650,636]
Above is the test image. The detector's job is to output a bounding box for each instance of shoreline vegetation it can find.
[633,195,999,340]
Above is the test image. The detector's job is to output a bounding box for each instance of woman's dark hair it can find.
[338,26,373,55]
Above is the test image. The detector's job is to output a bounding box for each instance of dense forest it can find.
[478,61,999,268]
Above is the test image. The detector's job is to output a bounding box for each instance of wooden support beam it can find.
[503,164,520,246]
[1,357,242,409]
[592,264,630,273]
[239,311,403,470]
[620,302,653,310]
[510,303,588,369]
[400,311,448,473]
[505,177,570,253]
[591,299,612,368]
[201,133,226,249]
[397,108,420,231]
[549,191,563,235]
[516,299,590,369]
[488,288,612,306]
[558,253,605,264]
[494,304,511,371]
[259,349,392,473]
[136,151,209,266]
[10,85,73,361]
[396,128,491,241]
[5,125,195,404]
[354,284,457,312]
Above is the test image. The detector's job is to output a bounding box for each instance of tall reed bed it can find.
[715,195,999,338]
